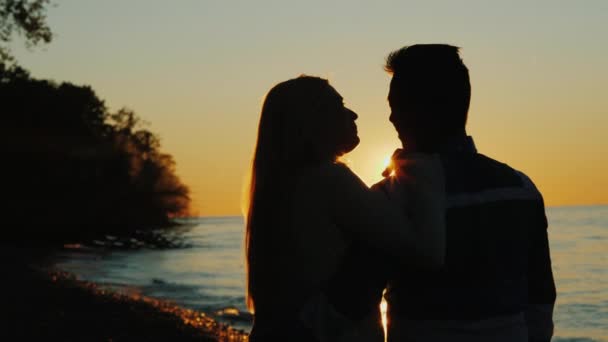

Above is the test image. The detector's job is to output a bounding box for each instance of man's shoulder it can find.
[444,153,544,206]
[472,153,518,177]
[476,154,541,193]
[447,153,531,188]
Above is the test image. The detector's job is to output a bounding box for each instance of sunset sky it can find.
[12,0,608,216]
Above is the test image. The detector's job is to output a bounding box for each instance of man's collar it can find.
[395,135,478,157]
[438,135,477,154]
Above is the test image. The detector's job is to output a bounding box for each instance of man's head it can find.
[386,44,471,152]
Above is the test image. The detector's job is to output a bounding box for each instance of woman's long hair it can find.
[245,76,332,313]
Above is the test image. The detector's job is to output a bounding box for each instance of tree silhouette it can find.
[2,63,191,244]
[0,0,52,63]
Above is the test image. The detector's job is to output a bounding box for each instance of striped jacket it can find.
[377,136,556,342]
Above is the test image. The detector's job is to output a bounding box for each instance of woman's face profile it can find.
[316,85,360,157]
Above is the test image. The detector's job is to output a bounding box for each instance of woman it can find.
[245,75,445,341]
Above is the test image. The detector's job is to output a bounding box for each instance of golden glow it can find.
[383,155,391,170]
[13,2,608,215]
[382,154,396,178]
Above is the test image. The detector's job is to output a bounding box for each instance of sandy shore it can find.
[5,260,249,341]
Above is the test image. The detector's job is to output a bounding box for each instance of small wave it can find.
[144,278,202,297]
[214,307,253,322]
[213,306,253,333]
[152,278,168,285]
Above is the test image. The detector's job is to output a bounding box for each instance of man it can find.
[376,44,556,342]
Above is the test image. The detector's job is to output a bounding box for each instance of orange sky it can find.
[12,1,608,215]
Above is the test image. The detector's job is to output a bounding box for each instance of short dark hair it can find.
[386,44,471,134]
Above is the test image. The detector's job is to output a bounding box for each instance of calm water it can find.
[51,206,608,341]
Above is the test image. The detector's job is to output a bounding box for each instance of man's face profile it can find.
[388,77,413,144]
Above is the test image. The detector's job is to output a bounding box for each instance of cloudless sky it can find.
[12,0,608,215]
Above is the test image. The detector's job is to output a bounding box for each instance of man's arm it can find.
[526,197,557,342]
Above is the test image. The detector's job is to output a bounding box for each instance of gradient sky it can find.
[11,0,608,215]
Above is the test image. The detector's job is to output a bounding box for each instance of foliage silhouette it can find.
[1,63,190,244]
[0,0,52,62]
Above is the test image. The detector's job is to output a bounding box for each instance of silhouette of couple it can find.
[245,44,556,342]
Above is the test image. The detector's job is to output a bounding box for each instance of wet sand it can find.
[5,260,249,341]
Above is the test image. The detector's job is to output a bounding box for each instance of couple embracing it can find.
[244,44,556,342]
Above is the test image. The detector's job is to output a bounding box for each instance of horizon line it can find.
[182,203,608,219]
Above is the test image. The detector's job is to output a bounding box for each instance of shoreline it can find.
[6,261,249,341]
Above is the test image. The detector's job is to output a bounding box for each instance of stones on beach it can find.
[15,269,249,341]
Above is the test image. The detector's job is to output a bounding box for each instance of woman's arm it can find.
[330,156,445,267]
[375,154,447,267]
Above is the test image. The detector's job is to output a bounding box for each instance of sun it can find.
[383,155,392,169]
[382,155,395,177]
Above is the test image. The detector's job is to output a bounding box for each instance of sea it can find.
[50,205,608,341]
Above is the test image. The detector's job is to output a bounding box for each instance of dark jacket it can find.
[386,136,555,341]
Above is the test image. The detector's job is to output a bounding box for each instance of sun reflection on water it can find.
[380,291,388,342]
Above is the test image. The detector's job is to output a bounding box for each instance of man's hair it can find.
[385,44,471,134]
